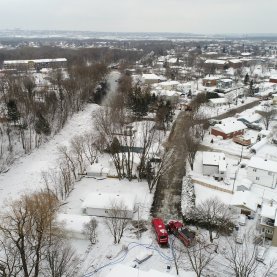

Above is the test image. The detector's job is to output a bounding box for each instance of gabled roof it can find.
[248,156,277,173]
[213,120,247,134]
[231,191,258,212]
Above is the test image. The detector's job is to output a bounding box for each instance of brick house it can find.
[211,120,247,139]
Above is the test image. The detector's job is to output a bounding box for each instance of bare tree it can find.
[83,218,98,245]
[104,200,130,244]
[179,237,216,277]
[43,239,80,277]
[0,191,60,277]
[184,197,235,243]
[222,234,277,277]
[184,132,200,171]
[257,108,277,130]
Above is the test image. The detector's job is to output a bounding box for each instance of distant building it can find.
[269,76,277,84]
[217,79,233,90]
[142,73,161,84]
[3,58,67,71]
[204,59,228,71]
[229,59,243,69]
[203,76,219,87]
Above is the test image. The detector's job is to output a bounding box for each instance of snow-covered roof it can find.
[229,59,242,64]
[105,264,191,277]
[213,120,247,134]
[202,152,226,173]
[4,58,67,64]
[247,156,277,173]
[204,59,227,65]
[237,178,253,190]
[209,98,228,105]
[142,73,160,80]
[81,192,136,211]
[260,204,277,220]
[231,191,258,212]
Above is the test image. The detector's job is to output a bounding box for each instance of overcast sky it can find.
[0,0,276,34]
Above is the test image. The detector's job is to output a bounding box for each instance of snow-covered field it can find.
[0,103,99,205]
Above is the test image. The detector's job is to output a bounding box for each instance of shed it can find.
[231,191,258,215]
[82,192,135,219]
[86,163,109,179]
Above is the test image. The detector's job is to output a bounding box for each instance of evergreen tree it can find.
[6,99,20,124]
[249,80,254,96]
[34,113,51,136]
[244,73,249,85]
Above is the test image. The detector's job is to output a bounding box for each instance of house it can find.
[202,152,227,180]
[247,156,277,189]
[229,59,243,68]
[142,74,161,84]
[269,76,277,84]
[209,98,228,107]
[259,204,277,240]
[231,191,258,216]
[217,79,233,90]
[211,120,247,139]
[81,192,135,219]
[203,76,219,87]
[204,59,228,70]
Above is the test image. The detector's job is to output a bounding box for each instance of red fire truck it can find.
[152,218,169,246]
[166,220,195,247]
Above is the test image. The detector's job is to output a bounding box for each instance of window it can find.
[253,168,257,172]
[256,177,260,181]
[261,228,265,232]
[268,172,272,176]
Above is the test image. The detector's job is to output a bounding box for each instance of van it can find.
[239,214,246,226]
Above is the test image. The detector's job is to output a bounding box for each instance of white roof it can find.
[231,191,258,212]
[142,73,160,80]
[82,192,136,211]
[229,59,242,63]
[260,204,277,220]
[209,98,228,104]
[248,156,277,173]
[237,178,253,190]
[105,264,193,277]
[4,58,67,64]
[203,151,226,167]
[213,120,247,134]
[205,59,227,65]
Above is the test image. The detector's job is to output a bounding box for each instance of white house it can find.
[231,191,258,216]
[209,98,228,107]
[142,74,161,84]
[202,152,227,180]
[247,156,277,189]
[82,192,135,219]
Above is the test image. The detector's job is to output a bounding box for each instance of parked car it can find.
[256,246,267,262]
[238,214,247,226]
